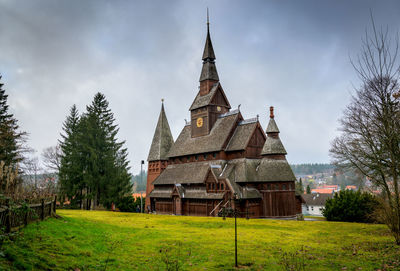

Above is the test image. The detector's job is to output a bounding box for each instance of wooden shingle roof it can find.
[189,83,218,111]
[255,158,296,182]
[261,136,287,155]
[266,118,280,133]
[147,103,174,161]
[148,187,173,198]
[220,158,296,183]
[225,120,258,151]
[152,162,212,185]
[167,112,240,158]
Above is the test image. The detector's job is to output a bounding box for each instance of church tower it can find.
[190,12,231,138]
[145,101,174,210]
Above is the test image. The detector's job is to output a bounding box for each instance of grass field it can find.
[0,210,399,270]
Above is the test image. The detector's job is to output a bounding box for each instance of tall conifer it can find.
[0,76,25,168]
[80,93,131,208]
[59,105,83,205]
[59,93,132,209]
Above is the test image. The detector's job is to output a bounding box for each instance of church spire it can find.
[202,8,216,61]
[147,100,174,161]
[199,9,219,95]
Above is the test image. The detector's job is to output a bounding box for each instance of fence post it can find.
[24,204,28,226]
[41,199,45,221]
[53,195,57,215]
[5,198,11,233]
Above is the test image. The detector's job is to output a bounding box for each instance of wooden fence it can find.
[0,197,57,233]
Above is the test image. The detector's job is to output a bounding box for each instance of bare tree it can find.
[41,145,62,173]
[22,156,42,189]
[330,17,400,245]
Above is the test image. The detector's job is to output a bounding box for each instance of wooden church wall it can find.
[155,199,173,214]
[184,199,208,216]
[258,182,296,217]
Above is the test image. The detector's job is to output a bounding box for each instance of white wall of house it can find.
[302,204,324,216]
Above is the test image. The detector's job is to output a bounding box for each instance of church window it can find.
[213,153,217,158]
[267,184,271,190]
[275,184,279,190]
[203,154,207,160]
[221,183,224,190]
[282,184,286,190]
[195,155,198,161]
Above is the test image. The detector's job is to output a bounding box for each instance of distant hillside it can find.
[131,171,147,192]
[290,163,335,175]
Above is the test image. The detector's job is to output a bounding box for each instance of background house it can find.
[302,193,332,216]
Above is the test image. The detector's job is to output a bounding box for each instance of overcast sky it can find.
[1,0,400,174]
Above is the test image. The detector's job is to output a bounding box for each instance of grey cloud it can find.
[1,0,400,173]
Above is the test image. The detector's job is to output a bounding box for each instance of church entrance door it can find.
[174,197,182,215]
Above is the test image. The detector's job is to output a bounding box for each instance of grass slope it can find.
[0,210,399,270]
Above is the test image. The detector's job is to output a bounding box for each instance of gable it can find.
[204,169,218,184]
[189,82,231,111]
[210,85,231,109]
[225,120,265,152]
[248,125,266,147]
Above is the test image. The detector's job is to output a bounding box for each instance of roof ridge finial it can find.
[207,7,209,30]
[161,98,164,104]
[270,106,274,119]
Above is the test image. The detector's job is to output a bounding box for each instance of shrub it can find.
[322,190,378,223]
[116,196,143,212]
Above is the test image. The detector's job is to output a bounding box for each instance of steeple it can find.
[266,106,280,133]
[261,106,287,156]
[147,100,174,161]
[199,9,219,95]
[202,9,216,61]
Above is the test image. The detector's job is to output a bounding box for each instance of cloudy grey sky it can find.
[1,0,400,174]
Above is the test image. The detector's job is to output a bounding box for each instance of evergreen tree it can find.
[59,94,132,209]
[0,76,25,168]
[306,184,311,194]
[59,105,83,206]
[79,93,131,208]
[295,177,304,194]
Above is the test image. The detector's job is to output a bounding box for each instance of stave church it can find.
[145,18,301,218]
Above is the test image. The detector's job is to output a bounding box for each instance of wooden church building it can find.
[145,18,300,218]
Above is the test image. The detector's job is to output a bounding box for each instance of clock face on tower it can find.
[196,117,204,127]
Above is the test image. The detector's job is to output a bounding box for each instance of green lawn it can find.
[0,210,399,270]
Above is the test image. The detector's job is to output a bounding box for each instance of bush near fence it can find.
[0,196,57,233]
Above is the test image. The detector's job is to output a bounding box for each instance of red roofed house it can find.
[311,188,335,194]
[345,185,357,191]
